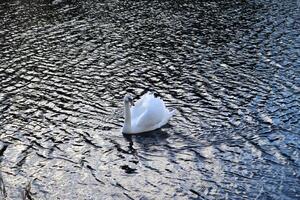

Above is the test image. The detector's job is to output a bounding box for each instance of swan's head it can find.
[124,94,134,106]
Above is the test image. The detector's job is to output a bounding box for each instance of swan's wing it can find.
[134,92,153,107]
[131,104,145,120]
[133,96,170,132]
[130,92,154,119]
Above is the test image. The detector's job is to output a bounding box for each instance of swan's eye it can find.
[124,95,133,102]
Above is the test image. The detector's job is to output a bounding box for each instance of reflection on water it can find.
[0,0,299,199]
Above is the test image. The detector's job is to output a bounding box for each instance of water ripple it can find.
[0,0,299,199]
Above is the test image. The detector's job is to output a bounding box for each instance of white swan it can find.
[122,92,175,134]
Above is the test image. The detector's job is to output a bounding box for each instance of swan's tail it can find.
[154,109,175,130]
[168,109,176,118]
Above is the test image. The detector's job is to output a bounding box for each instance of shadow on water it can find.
[123,128,171,151]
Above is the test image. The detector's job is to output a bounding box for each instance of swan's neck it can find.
[123,102,131,133]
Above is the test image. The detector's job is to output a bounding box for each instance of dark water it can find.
[0,0,299,199]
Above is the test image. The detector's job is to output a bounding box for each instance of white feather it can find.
[122,92,175,134]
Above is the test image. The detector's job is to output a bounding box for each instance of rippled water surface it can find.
[0,0,300,199]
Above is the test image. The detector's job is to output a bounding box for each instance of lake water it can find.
[0,0,299,199]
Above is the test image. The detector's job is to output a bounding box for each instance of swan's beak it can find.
[129,99,134,106]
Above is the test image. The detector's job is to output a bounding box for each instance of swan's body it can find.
[122,92,175,134]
